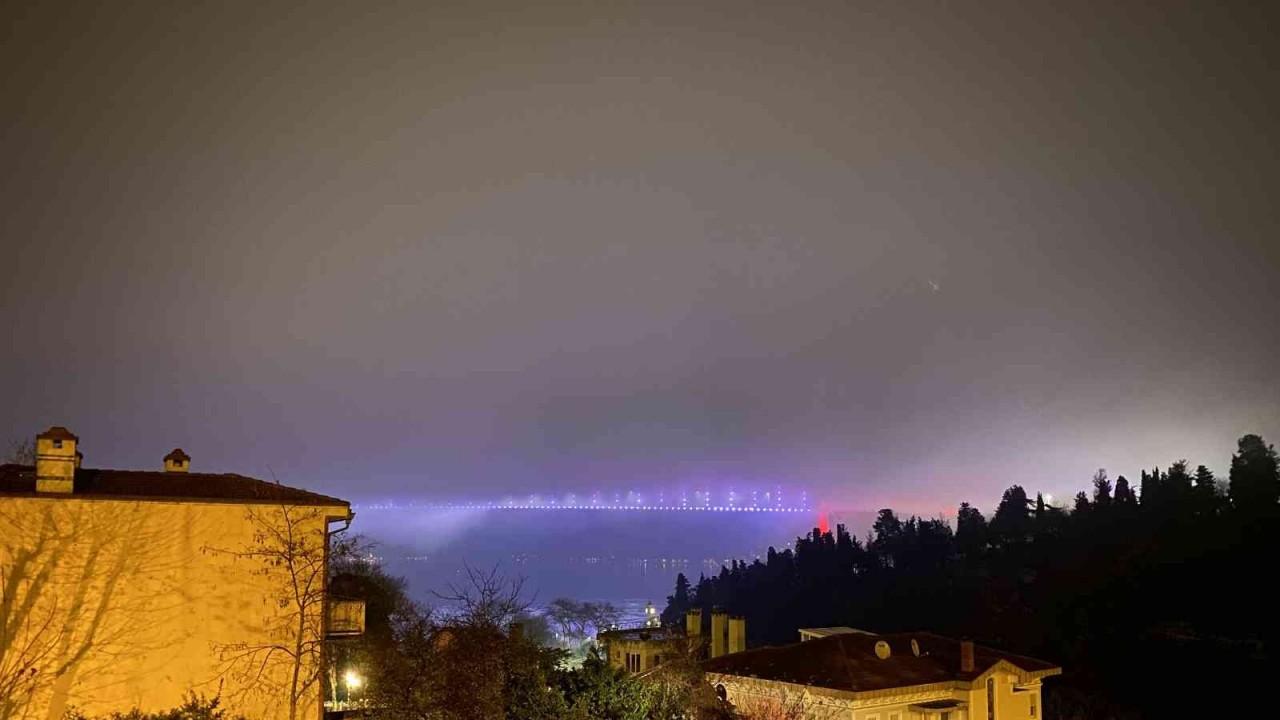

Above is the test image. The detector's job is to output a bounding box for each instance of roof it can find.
[164,448,191,463]
[0,464,349,507]
[598,626,684,643]
[799,627,875,638]
[703,632,1060,694]
[37,426,78,441]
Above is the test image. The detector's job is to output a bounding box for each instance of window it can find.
[940,713,950,720]
[987,677,996,720]
[1030,693,1037,718]
[53,439,62,448]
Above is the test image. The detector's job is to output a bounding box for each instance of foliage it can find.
[3,439,34,465]
[545,597,622,650]
[62,694,246,720]
[559,648,652,720]
[663,433,1280,719]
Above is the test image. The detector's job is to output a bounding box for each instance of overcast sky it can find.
[2,0,1277,512]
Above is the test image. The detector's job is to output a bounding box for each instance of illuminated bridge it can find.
[355,488,817,514]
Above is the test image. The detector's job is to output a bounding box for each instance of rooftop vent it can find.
[35,426,78,493]
[164,448,190,473]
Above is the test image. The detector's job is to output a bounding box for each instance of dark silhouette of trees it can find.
[662,433,1280,719]
[1091,469,1112,508]
[1228,434,1279,511]
[660,573,692,627]
[1113,475,1136,507]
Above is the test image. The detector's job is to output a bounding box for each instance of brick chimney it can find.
[35,426,78,493]
[728,616,746,654]
[685,608,702,637]
[710,609,728,658]
[163,448,190,473]
[960,640,975,673]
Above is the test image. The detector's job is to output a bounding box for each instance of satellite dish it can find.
[911,639,921,657]
[874,640,891,659]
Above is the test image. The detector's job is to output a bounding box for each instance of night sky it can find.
[2,1,1277,513]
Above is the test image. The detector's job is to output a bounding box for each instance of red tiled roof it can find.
[0,464,349,507]
[703,632,1059,693]
[37,426,78,441]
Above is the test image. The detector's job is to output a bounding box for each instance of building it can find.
[704,630,1060,720]
[599,607,747,674]
[0,426,358,720]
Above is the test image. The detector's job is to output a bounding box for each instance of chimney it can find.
[163,448,190,473]
[35,426,78,493]
[728,616,746,654]
[960,640,975,673]
[710,609,728,658]
[685,608,702,637]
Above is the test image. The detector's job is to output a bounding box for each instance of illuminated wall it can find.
[0,496,348,720]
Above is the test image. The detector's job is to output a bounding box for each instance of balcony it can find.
[327,598,366,637]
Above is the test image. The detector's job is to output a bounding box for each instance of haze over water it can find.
[355,505,876,607]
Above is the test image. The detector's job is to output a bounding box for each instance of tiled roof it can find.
[598,626,684,642]
[37,426,78,441]
[704,632,1059,693]
[0,464,349,507]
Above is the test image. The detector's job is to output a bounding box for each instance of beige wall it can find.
[0,496,347,720]
[605,636,669,673]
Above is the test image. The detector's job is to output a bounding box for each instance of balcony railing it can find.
[328,598,366,637]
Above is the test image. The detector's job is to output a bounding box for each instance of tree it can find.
[559,648,650,720]
[1072,491,1091,515]
[3,439,34,465]
[63,694,246,720]
[1091,469,1112,508]
[1228,434,1279,511]
[1114,475,1136,507]
[1192,465,1220,515]
[433,563,531,630]
[990,485,1032,545]
[1139,469,1158,507]
[661,573,692,626]
[202,505,332,720]
[955,502,987,559]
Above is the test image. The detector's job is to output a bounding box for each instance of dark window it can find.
[715,684,727,702]
[53,439,62,448]
[987,677,996,720]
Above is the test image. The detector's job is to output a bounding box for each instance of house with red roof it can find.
[704,627,1060,720]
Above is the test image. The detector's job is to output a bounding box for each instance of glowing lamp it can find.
[344,669,363,690]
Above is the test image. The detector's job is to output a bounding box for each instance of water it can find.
[350,506,869,607]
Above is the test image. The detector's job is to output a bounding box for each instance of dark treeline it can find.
[661,434,1280,719]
